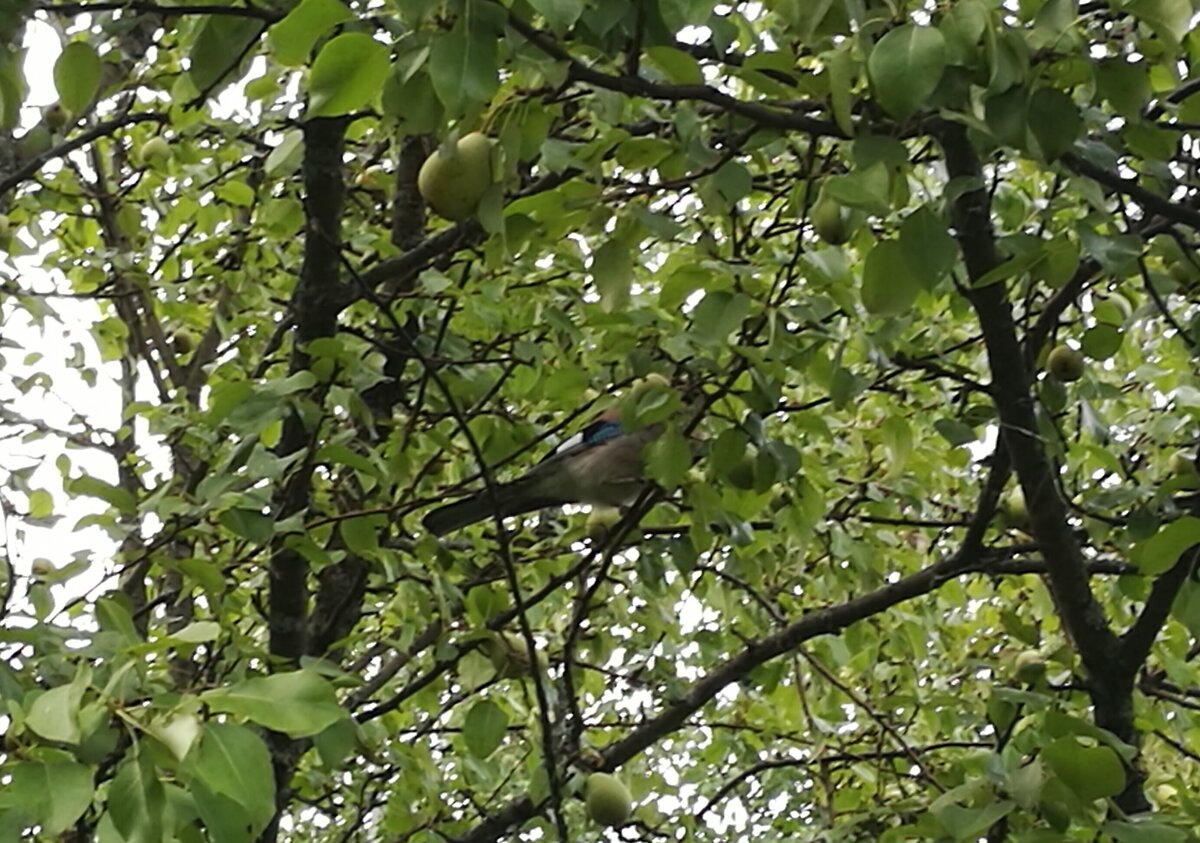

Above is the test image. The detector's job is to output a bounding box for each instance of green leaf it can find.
[1131,515,1200,575]
[201,670,348,737]
[109,748,166,843]
[66,473,136,515]
[879,415,913,477]
[187,724,275,837]
[27,488,54,519]
[1102,819,1190,843]
[54,41,100,114]
[644,46,703,84]
[1125,0,1192,44]
[428,15,500,112]
[190,16,264,97]
[168,621,221,644]
[970,249,1045,289]
[825,44,855,136]
[645,428,692,489]
[268,0,352,67]
[149,714,202,762]
[1171,579,1200,638]
[934,418,977,447]
[218,508,275,544]
[525,0,585,30]
[1041,737,1126,801]
[985,85,1029,148]
[691,290,750,345]
[899,206,957,284]
[6,759,94,835]
[1028,87,1080,161]
[1031,237,1080,288]
[339,515,381,555]
[862,240,920,315]
[867,25,946,119]
[591,240,634,313]
[27,684,81,744]
[1080,324,1122,360]
[463,699,508,759]
[307,33,391,118]
[824,162,891,215]
[1096,59,1150,120]
[1077,227,1141,276]
[382,68,444,132]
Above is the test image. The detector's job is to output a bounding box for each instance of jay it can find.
[422,407,663,536]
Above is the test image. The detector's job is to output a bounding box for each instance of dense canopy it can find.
[2,0,1200,841]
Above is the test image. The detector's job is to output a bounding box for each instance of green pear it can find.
[417,132,495,221]
[811,192,849,245]
[1046,345,1084,382]
[139,136,172,169]
[585,772,632,826]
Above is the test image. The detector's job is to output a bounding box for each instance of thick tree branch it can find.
[262,117,349,842]
[0,112,165,198]
[506,13,843,139]
[1121,549,1196,670]
[1064,152,1200,231]
[939,123,1119,675]
[37,0,280,17]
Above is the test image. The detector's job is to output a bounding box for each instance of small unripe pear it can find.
[1046,345,1084,382]
[43,104,68,130]
[481,631,540,679]
[586,507,621,542]
[355,165,391,192]
[138,137,172,169]
[629,373,671,399]
[1000,486,1029,531]
[18,124,53,161]
[1014,651,1047,685]
[811,193,849,245]
[30,559,55,578]
[1169,451,1200,488]
[585,772,632,827]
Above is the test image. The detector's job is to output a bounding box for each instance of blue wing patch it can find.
[542,411,622,462]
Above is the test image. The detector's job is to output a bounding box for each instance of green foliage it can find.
[1,1,1200,841]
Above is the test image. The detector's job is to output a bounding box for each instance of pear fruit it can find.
[1169,451,1200,489]
[18,124,53,161]
[43,104,68,130]
[355,165,391,192]
[811,192,849,245]
[480,631,540,679]
[1046,345,1084,382]
[1000,486,1030,531]
[417,132,495,221]
[139,137,172,169]
[585,772,632,827]
[586,506,622,542]
[1014,651,1047,685]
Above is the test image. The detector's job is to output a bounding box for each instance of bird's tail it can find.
[422,477,565,536]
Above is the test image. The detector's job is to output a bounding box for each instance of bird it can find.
[422,407,663,536]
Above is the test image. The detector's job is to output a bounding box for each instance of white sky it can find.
[2,21,120,613]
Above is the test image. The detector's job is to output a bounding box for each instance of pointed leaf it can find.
[201,670,347,737]
[307,33,390,117]
[463,699,508,759]
[867,25,946,119]
[54,41,100,114]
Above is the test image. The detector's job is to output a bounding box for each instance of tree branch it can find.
[939,122,1120,677]
[505,13,843,139]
